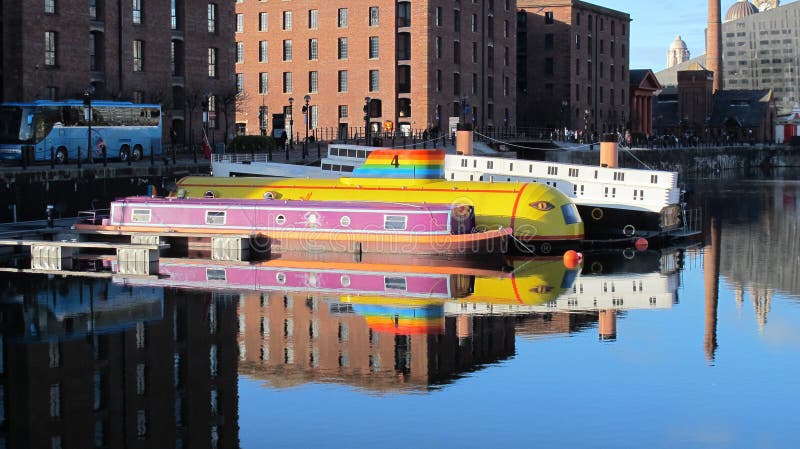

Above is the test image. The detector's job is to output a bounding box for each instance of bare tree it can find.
[185,89,203,148]
[219,87,250,144]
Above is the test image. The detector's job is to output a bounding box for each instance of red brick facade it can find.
[235,0,516,139]
[517,1,630,135]
[0,0,235,145]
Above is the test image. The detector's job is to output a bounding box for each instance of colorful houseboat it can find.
[75,196,510,255]
[176,150,584,253]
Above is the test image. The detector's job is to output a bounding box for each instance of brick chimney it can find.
[707,1,723,91]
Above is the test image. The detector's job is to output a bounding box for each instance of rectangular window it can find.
[384,215,407,230]
[208,48,217,78]
[206,268,225,281]
[133,0,142,24]
[136,363,146,395]
[236,42,244,63]
[206,211,225,225]
[282,11,292,30]
[545,33,554,49]
[471,14,477,32]
[259,72,268,94]
[338,105,348,118]
[385,276,407,290]
[308,38,318,60]
[45,0,55,14]
[236,13,243,32]
[435,36,442,59]
[369,37,379,59]
[45,31,57,66]
[338,8,348,27]
[369,6,379,26]
[454,41,460,64]
[436,70,442,91]
[310,105,318,128]
[131,209,151,223]
[545,11,554,24]
[338,70,348,92]
[133,40,143,71]
[435,7,442,26]
[283,40,292,61]
[308,9,318,29]
[207,3,217,33]
[259,12,268,31]
[236,73,244,93]
[369,70,379,92]
[472,73,478,95]
[259,40,268,62]
[170,0,177,28]
[50,384,61,417]
[453,73,461,95]
[338,37,348,59]
[309,71,318,93]
[283,72,292,93]
[472,42,478,63]
[454,9,460,32]
[136,410,147,437]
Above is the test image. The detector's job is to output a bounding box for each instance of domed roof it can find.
[725,0,759,22]
[670,35,688,50]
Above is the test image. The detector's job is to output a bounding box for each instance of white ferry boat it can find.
[212,143,687,241]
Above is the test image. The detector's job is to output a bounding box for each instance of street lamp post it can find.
[364,96,371,145]
[584,108,591,149]
[302,94,311,159]
[83,85,95,166]
[288,97,294,151]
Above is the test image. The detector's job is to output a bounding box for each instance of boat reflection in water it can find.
[0,274,240,449]
[112,249,684,392]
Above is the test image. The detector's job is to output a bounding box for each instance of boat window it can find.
[509,163,514,171]
[332,164,341,171]
[340,216,351,227]
[479,176,484,181]
[384,215,407,230]
[276,272,286,284]
[640,190,644,200]
[330,148,339,156]
[561,203,581,224]
[322,163,331,170]
[275,214,286,225]
[547,166,558,175]
[470,175,474,181]
[357,150,366,158]
[384,276,407,291]
[529,164,533,173]
[614,172,625,181]
[342,165,354,172]
[569,168,579,177]
[131,209,151,223]
[594,170,598,179]
[347,149,357,158]
[461,159,468,167]
[450,173,454,180]
[206,211,226,225]
[604,187,609,197]
[340,275,351,287]
[573,185,578,195]
[487,161,493,169]
[580,185,585,195]
[651,175,658,184]
[203,191,215,198]
[612,187,616,198]
[263,191,275,200]
[206,268,226,281]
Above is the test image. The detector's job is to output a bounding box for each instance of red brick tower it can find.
[707,0,723,92]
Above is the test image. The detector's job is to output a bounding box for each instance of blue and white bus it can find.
[0,100,162,163]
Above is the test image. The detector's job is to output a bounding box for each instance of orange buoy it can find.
[635,237,649,251]
[563,250,583,269]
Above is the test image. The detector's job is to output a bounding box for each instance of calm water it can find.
[1,170,799,449]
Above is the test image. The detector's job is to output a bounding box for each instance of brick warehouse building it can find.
[517,1,630,135]
[0,0,235,146]
[234,0,517,140]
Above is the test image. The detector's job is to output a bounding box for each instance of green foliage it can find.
[229,135,276,153]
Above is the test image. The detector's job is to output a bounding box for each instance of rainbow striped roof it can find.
[351,149,445,179]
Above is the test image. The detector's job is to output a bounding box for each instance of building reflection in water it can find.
[0,274,239,449]
[234,250,684,391]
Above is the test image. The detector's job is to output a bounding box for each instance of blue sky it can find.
[599,1,795,71]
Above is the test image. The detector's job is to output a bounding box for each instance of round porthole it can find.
[276,272,286,284]
[263,191,275,200]
[307,213,318,224]
[203,190,215,198]
[340,216,351,227]
[275,214,286,225]
[340,275,351,287]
